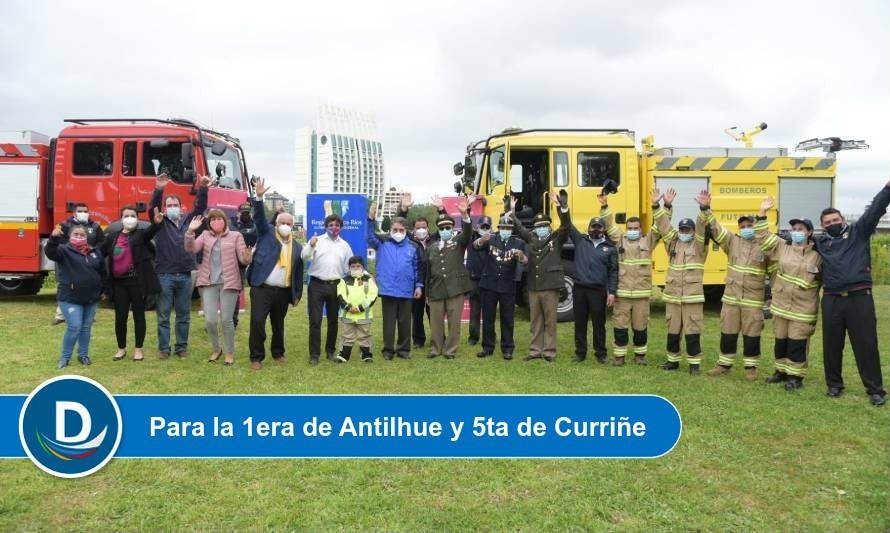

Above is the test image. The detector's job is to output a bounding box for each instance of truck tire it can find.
[557,260,576,323]
[0,277,44,296]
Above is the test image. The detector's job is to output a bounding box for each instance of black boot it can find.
[360,347,373,363]
[689,364,701,376]
[765,371,787,384]
[785,375,804,391]
[336,346,352,363]
[659,361,680,371]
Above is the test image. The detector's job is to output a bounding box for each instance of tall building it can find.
[295,105,386,220]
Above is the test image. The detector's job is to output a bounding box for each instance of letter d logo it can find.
[19,376,122,478]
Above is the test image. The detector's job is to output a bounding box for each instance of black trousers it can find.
[411,287,429,346]
[308,280,339,358]
[381,296,413,358]
[481,288,516,354]
[573,284,607,359]
[112,276,146,349]
[249,285,291,362]
[468,279,482,342]
[822,291,885,396]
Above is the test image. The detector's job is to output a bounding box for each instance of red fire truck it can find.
[0,118,250,295]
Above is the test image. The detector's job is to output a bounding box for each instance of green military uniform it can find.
[426,214,473,358]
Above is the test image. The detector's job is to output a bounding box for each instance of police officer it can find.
[815,179,890,406]
[466,216,491,346]
[474,215,528,360]
[564,209,619,363]
[425,200,472,359]
[705,197,774,380]
[659,190,712,375]
[509,193,570,362]
[599,188,674,365]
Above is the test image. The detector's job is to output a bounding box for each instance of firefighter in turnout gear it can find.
[509,193,571,362]
[705,196,775,380]
[757,200,822,390]
[659,190,712,375]
[600,188,674,366]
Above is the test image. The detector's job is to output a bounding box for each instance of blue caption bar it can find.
[1,395,681,459]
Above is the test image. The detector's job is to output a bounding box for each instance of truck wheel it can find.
[0,277,44,296]
[557,275,574,323]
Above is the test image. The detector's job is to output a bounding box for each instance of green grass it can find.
[0,288,888,532]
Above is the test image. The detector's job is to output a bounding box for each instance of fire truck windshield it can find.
[204,144,245,189]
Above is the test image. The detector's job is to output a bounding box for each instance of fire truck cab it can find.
[0,118,250,295]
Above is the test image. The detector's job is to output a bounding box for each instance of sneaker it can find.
[334,354,348,363]
[78,356,92,366]
[362,355,373,363]
[870,394,886,406]
[158,351,171,360]
[52,318,65,326]
[57,359,69,369]
[706,365,732,377]
[503,353,513,360]
[250,361,263,370]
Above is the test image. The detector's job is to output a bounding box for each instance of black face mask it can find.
[240,213,252,223]
[825,223,845,238]
[588,229,603,239]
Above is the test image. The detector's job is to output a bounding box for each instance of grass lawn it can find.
[0,287,888,532]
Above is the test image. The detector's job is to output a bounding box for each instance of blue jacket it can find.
[367,221,422,298]
[45,237,106,305]
[246,199,304,303]
[567,225,619,295]
[149,186,208,274]
[815,183,890,292]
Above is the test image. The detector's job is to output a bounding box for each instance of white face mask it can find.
[122,216,138,230]
[391,231,406,243]
[678,233,694,243]
[277,224,292,238]
[414,228,428,240]
[75,212,89,223]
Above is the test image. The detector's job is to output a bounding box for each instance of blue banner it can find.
[2,393,681,460]
[305,193,367,264]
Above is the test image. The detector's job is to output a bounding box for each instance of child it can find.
[335,256,379,362]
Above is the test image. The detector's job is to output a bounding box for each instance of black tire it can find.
[557,260,576,323]
[0,277,44,296]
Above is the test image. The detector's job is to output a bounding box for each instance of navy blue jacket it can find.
[567,224,619,295]
[149,186,208,274]
[45,237,106,305]
[60,217,105,248]
[367,221,423,299]
[475,234,527,293]
[246,199,304,304]
[815,183,890,292]
[466,231,487,280]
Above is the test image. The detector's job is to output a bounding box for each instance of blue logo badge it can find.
[19,376,122,478]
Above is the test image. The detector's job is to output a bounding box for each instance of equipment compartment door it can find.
[778,177,832,231]
[0,163,41,259]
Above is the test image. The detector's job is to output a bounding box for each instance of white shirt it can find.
[301,233,353,280]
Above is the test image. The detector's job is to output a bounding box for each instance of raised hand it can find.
[51,224,63,238]
[664,188,677,205]
[368,201,378,220]
[457,199,469,215]
[254,177,269,197]
[152,207,164,224]
[309,231,321,248]
[197,175,212,188]
[400,192,413,211]
[651,188,663,205]
[510,196,518,213]
[188,215,205,232]
[156,173,170,190]
[760,196,775,215]
[431,194,443,210]
[597,192,608,206]
[695,189,711,208]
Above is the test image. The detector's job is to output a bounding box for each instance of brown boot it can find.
[634,355,647,365]
[706,365,731,377]
[745,367,758,381]
[612,356,625,366]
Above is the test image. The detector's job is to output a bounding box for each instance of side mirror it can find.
[181,142,196,182]
[211,140,227,156]
[453,162,464,176]
[453,181,463,194]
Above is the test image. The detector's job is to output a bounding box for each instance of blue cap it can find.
[678,218,696,230]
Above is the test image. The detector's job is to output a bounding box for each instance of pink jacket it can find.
[184,229,248,291]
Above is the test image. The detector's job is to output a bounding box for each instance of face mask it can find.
[350,269,364,278]
[210,220,226,233]
[69,237,89,253]
[239,213,251,223]
[439,228,453,241]
[166,206,181,220]
[414,228,428,240]
[534,227,551,239]
[326,226,341,239]
[625,230,641,241]
[678,233,694,243]
[499,230,512,241]
[391,231,406,243]
[588,229,603,239]
[277,224,292,238]
[122,216,138,230]
[790,231,806,244]
[75,212,89,223]
[478,229,490,237]
[740,227,755,240]
[825,223,845,238]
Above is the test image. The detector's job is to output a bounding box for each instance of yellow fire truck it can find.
[453,124,866,321]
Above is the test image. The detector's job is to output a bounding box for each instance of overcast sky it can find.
[2,0,888,215]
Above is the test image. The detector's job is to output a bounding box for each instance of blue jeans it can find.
[59,301,99,362]
[157,272,193,354]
